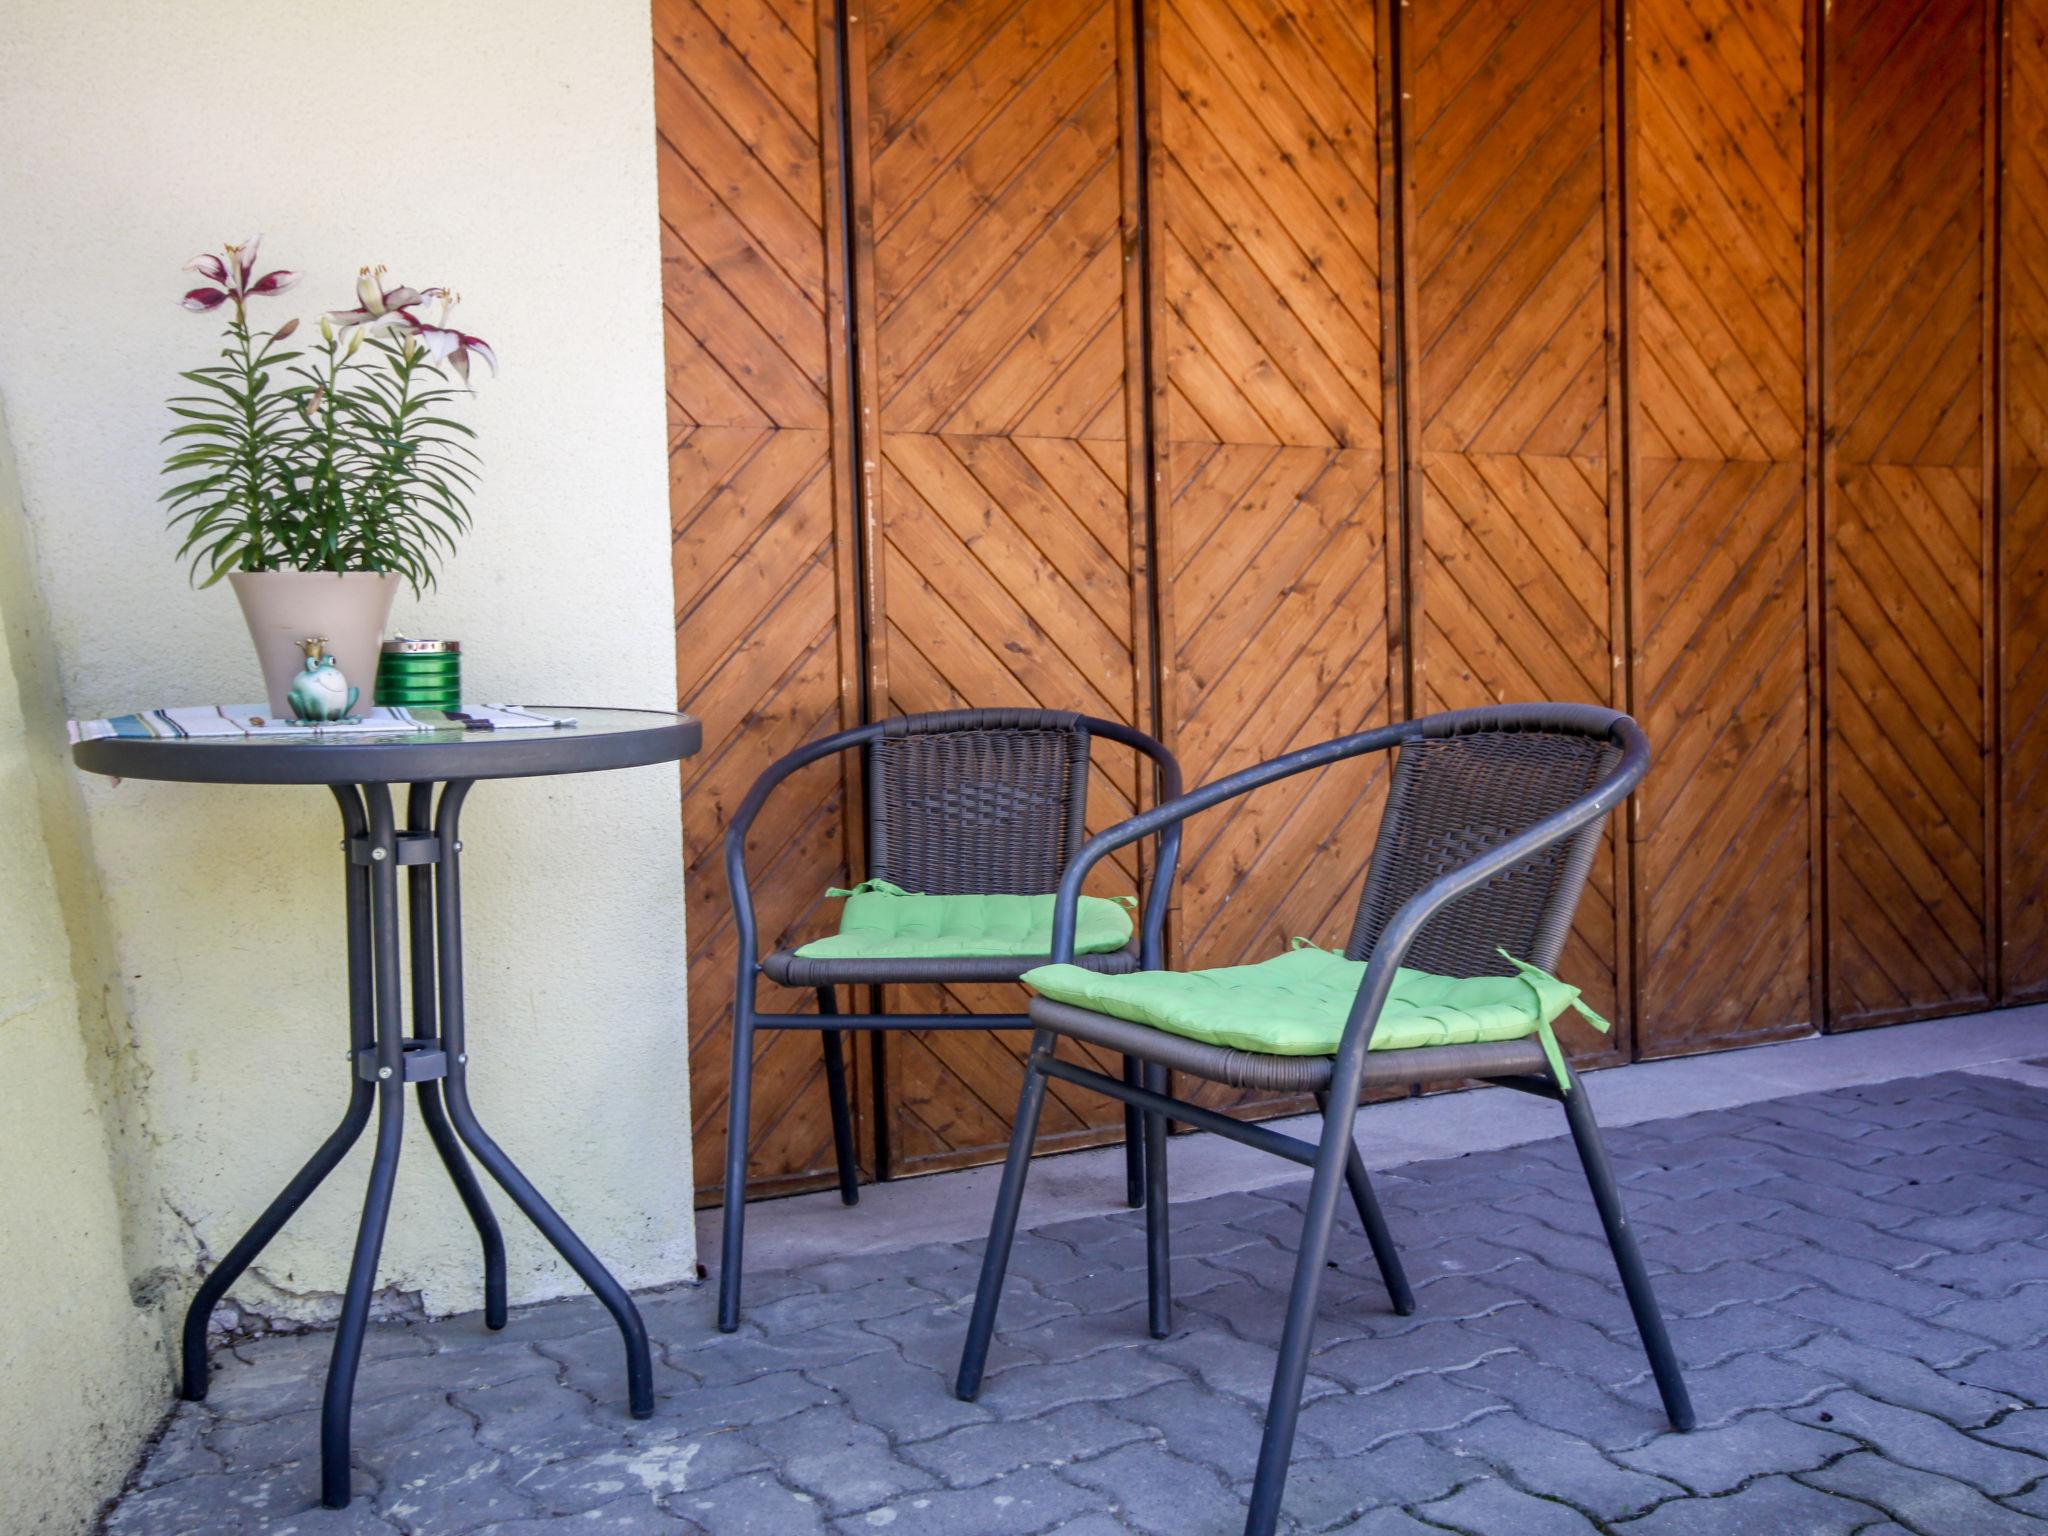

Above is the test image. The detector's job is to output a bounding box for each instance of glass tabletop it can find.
[71,706,702,786]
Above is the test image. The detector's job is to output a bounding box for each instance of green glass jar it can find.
[375,637,462,711]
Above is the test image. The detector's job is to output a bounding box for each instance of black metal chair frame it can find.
[952,703,1696,1536]
[719,708,1184,1331]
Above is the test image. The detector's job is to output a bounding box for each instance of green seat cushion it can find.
[1022,942,1607,1082]
[794,880,1136,960]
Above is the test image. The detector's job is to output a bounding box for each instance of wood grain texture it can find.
[1628,0,1816,1055]
[658,0,865,1202]
[857,0,1146,1175]
[1823,0,1992,1029]
[1150,0,1394,1114]
[1403,0,1624,1059]
[2004,0,2048,1000]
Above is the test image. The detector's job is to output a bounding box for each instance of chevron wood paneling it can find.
[857,0,1147,1175]
[1404,0,1623,1058]
[658,0,2037,1206]
[657,0,863,1202]
[2004,1,2048,1000]
[1628,0,1815,1055]
[1151,0,1393,1115]
[1823,0,1992,1029]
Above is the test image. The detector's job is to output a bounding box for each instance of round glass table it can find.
[73,707,701,1509]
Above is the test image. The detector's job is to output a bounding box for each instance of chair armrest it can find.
[724,723,878,974]
[1046,719,1417,963]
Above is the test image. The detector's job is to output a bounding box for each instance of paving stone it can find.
[1610,1474,1879,1536]
[101,1071,2048,1536]
[212,1393,475,1477]
[1916,1294,2048,1351]
[1940,1341,2048,1406]
[746,1404,937,1515]
[827,1467,1102,1535]
[1452,1352,1664,1445]
[1096,1379,1281,1472]
[132,1405,227,1490]
[1416,1476,1605,1535]
[1906,1241,2048,1299]
[896,1401,1145,1489]
[471,1501,707,1534]
[1144,1328,1344,1408]
[1798,1449,2039,1536]
[971,1349,1185,1422]
[1896,1205,2048,1253]
[1667,1347,1843,1428]
[509,1425,765,1515]
[1059,1442,1240,1536]
[1615,1412,1855,1494]
[1753,1207,1947,1269]
[377,1425,541,1531]
[1664,1295,1825,1369]
[1293,1369,1509,1457]
[674,1318,891,1389]
[1645,1260,1812,1319]
[808,1353,990,1442]
[1433,1413,1685,1523]
[663,1470,830,1536]
[1250,1438,1472,1528]
[1977,1407,2048,1458]
[1782,1336,2015,1426]
[1774,1287,1992,1370]
[1790,1391,2048,1496]
[1468,1302,1651,1383]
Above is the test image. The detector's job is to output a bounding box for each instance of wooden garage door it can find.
[1148,0,1398,1114]
[657,0,867,1202]
[847,0,1154,1176]
[660,0,2041,1206]
[1822,0,1994,1029]
[1399,0,1627,1064]
[1626,0,1816,1053]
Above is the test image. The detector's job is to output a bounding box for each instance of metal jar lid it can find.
[381,636,461,654]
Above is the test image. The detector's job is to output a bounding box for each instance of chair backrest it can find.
[1345,710,1621,975]
[866,709,1093,895]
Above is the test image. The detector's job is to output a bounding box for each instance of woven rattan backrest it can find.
[866,710,1092,895]
[1345,724,1619,975]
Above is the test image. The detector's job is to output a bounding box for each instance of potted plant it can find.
[164,236,496,715]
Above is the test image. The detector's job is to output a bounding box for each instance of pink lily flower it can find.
[323,265,427,346]
[178,234,298,308]
[409,288,498,384]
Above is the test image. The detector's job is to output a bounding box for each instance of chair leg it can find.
[955,1031,1054,1401]
[1121,1054,1146,1209]
[1314,1090,1415,1317]
[717,988,757,1334]
[1245,1109,1356,1536]
[817,988,860,1207]
[1559,1074,1696,1431]
[1144,1061,1171,1339]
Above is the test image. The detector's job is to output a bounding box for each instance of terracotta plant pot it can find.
[229,570,400,718]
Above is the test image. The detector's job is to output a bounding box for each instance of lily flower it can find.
[409,288,498,385]
[178,234,298,308]
[324,265,426,341]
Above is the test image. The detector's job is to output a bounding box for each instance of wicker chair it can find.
[953,704,1694,1536]
[719,708,1182,1331]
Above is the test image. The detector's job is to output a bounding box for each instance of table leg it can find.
[407,782,508,1330]
[178,786,378,1404]
[320,782,408,1509]
[431,780,656,1418]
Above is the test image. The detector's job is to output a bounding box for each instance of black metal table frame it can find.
[177,778,652,1509]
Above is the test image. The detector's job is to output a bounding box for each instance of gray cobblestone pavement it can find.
[103,1070,2048,1534]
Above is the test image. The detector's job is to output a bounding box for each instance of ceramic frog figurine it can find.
[287,638,361,723]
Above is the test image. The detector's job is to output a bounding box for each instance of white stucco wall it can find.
[0,0,689,1383]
